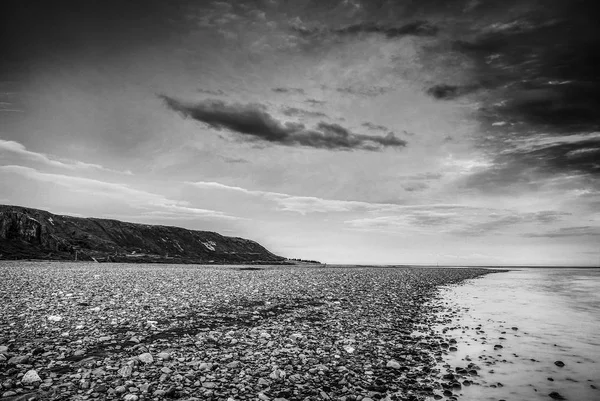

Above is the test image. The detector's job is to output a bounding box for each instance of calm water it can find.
[435,268,600,401]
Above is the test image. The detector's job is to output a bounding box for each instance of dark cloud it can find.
[362,122,389,132]
[335,86,392,97]
[292,20,438,39]
[426,84,480,100]
[446,1,600,133]
[272,87,305,95]
[282,107,327,118]
[160,95,407,151]
[334,21,438,38]
[402,182,429,192]
[197,88,225,96]
[465,135,600,191]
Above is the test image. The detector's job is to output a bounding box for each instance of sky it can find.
[1,0,599,266]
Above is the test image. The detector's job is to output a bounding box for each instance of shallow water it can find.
[435,268,600,401]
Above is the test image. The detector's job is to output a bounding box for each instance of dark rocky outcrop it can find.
[0,205,287,264]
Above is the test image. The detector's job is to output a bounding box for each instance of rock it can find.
[98,336,112,342]
[202,382,217,389]
[115,386,127,394]
[343,345,355,354]
[73,350,85,356]
[0,346,8,353]
[494,344,503,349]
[139,383,151,393]
[0,355,5,362]
[2,391,17,398]
[198,362,212,371]
[157,352,171,360]
[386,360,401,369]
[258,378,270,386]
[161,367,173,374]
[95,384,108,393]
[47,315,63,322]
[227,361,241,368]
[258,393,270,401]
[21,370,41,385]
[7,355,29,365]
[119,365,133,378]
[554,361,565,367]
[124,395,139,401]
[270,369,285,380]
[549,391,566,400]
[153,390,166,396]
[138,353,154,364]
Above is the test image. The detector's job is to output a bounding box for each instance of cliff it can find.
[0,205,287,264]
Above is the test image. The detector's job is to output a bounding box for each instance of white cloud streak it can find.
[1,165,236,220]
[0,139,132,175]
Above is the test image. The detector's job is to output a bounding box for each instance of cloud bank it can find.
[161,96,407,151]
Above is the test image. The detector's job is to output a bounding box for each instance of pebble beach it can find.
[0,262,499,401]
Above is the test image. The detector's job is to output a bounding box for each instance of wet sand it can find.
[431,268,600,401]
[0,262,498,401]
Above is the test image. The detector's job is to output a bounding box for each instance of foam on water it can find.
[435,268,600,401]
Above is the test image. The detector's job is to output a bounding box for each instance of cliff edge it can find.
[0,205,287,264]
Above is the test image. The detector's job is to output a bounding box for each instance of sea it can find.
[433,267,600,401]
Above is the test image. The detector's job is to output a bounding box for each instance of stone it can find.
[386,360,401,369]
[47,315,63,322]
[21,370,41,385]
[227,361,241,368]
[95,384,108,393]
[119,365,133,378]
[124,395,139,401]
[157,352,171,360]
[138,353,154,364]
[549,392,566,400]
[343,345,355,353]
[198,362,211,371]
[115,386,127,394]
[161,367,173,374]
[202,382,217,389]
[554,361,565,367]
[0,346,8,353]
[2,391,17,398]
[258,393,270,401]
[73,350,85,356]
[8,355,29,365]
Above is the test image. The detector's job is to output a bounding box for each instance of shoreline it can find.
[1,262,501,401]
[429,268,600,401]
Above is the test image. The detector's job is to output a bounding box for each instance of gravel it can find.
[0,261,498,400]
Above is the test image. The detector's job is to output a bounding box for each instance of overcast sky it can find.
[1,0,599,265]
